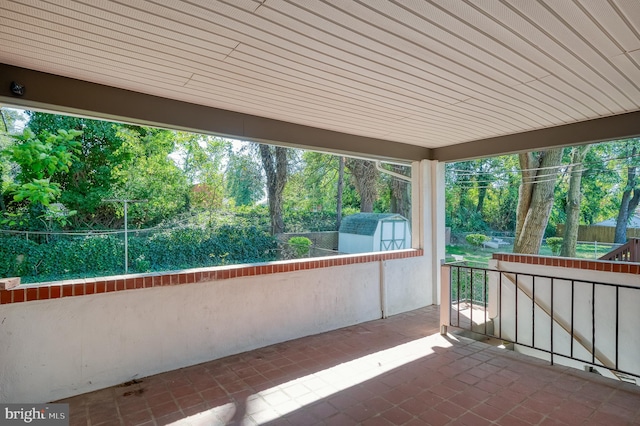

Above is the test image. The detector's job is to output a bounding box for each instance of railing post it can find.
[440,261,451,335]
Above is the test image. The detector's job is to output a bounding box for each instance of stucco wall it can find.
[0,255,430,403]
[384,256,431,316]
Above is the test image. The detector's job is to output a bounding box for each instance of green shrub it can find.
[465,233,490,248]
[546,237,563,256]
[0,225,278,283]
[287,236,312,257]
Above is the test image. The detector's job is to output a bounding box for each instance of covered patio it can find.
[59,306,640,425]
[2,1,640,424]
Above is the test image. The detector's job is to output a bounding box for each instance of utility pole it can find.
[103,199,147,274]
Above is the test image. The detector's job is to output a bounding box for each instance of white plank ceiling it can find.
[1,0,639,148]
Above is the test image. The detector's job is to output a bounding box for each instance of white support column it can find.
[411,161,423,250]
[440,263,451,334]
[431,160,446,305]
[411,160,446,306]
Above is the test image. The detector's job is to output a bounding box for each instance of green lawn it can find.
[446,241,618,267]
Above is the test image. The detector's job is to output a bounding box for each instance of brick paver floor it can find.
[58,306,640,425]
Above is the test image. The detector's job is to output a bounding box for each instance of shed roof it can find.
[594,212,640,228]
[339,213,406,236]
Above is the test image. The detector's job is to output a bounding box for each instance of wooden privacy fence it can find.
[556,225,640,243]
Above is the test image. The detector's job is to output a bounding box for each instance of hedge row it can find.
[0,225,277,283]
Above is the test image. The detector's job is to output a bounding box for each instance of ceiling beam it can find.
[3,64,640,163]
[432,111,640,161]
[0,64,429,162]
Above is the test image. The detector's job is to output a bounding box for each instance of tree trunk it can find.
[259,145,287,235]
[346,159,378,212]
[561,145,590,257]
[614,157,640,243]
[390,165,411,220]
[514,148,564,254]
[476,185,487,213]
[336,156,344,231]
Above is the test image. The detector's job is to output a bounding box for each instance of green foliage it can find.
[112,126,190,225]
[7,128,81,180]
[144,225,277,270]
[445,156,520,233]
[228,204,353,233]
[284,151,361,213]
[465,233,490,248]
[0,109,422,283]
[450,266,488,303]
[448,207,490,233]
[287,236,312,257]
[284,210,347,232]
[12,179,61,206]
[174,133,229,210]
[128,225,277,271]
[225,148,264,206]
[0,225,277,282]
[545,237,563,256]
[0,234,123,280]
[26,112,127,220]
[1,127,82,229]
[3,128,82,205]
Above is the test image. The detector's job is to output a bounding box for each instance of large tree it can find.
[389,165,411,220]
[173,133,228,210]
[111,126,190,226]
[336,156,344,230]
[514,148,564,254]
[345,158,378,212]
[225,148,264,206]
[561,145,590,257]
[259,144,288,234]
[573,143,618,226]
[613,140,640,243]
[0,108,24,213]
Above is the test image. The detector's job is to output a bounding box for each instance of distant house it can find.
[593,213,640,228]
[558,212,640,242]
[338,213,411,254]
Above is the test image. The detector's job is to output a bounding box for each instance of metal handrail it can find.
[444,264,640,382]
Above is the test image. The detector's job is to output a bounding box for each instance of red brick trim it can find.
[0,249,423,305]
[492,253,640,275]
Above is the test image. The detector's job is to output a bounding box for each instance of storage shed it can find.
[338,213,411,254]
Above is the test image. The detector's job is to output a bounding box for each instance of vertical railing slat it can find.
[457,267,461,327]
[484,269,488,336]
[571,280,575,360]
[470,268,474,331]
[592,283,596,365]
[532,276,536,348]
[550,278,554,366]
[515,273,519,344]
[498,271,502,340]
[616,285,619,371]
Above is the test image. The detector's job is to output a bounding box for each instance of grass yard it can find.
[446,241,618,267]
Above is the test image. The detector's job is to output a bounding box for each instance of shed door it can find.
[380,220,407,251]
